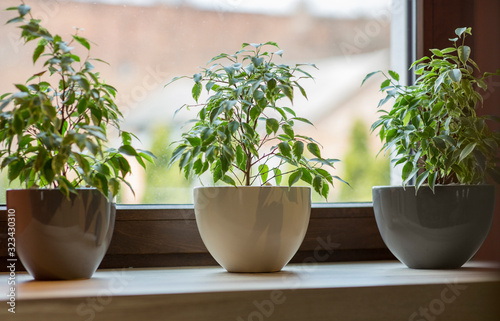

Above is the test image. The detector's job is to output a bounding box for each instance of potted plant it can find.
[0,4,154,280]
[168,42,346,272]
[362,27,500,269]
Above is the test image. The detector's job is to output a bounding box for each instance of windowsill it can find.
[1,204,395,271]
[1,261,500,320]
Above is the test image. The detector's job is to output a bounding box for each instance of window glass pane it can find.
[0,0,393,204]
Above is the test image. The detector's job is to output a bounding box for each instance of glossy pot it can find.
[7,189,115,280]
[194,186,311,272]
[372,185,495,269]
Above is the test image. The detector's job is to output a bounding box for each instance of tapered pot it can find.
[372,185,495,269]
[7,189,115,280]
[194,186,311,272]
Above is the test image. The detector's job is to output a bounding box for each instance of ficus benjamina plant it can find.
[168,42,347,199]
[362,27,500,193]
[0,3,155,198]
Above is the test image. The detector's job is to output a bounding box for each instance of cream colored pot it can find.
[193,186,311,272]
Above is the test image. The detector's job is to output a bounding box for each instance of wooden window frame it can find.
[0,204,393,271]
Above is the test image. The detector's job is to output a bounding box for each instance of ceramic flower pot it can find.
[193,186,311,272]
[7,189,115,280]
[372,185,495,269]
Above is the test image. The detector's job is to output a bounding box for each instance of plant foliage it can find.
[0,4,155,198]
[362,27,500,192]
[168,42,346,198]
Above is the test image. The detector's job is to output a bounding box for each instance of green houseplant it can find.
[0,4,154,280]
[363,27,500,269]
[169,42,345,272]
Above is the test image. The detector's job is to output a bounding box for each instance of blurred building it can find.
[0,0,391,203]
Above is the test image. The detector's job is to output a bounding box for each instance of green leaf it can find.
[267,78,277,91]
[170,145,187,164]
[179,150,192,169]
[138,150,156,163]
[95,173,109,197]
[441,47,456,54]
[312,175,323,195]
[109,178,120,197]
[380,78,391,90]
[249,105,262,121]
[266,118,280,135]
[333,175,349,186]
[94,163,111,176]
[228,121,239,133]
[34,148,48,172]
[402,161,414,181]
[241,122,255,139]
[259,164,269,184]
[288,170,302,186]
[300,168,312,184]
[192,82,202,103]
[251,56,264,67]
[459,142,476,161]
[293,117,314,126]
[221,175,236,186]
[72,35,91,50]
[236,145,246,170]
[51,154,66,174]
[42,160,55,183]
[361,70,381,86]
[428,171,437,192]
[282,124,294,139]
[434,73,447,91]
[193,73,202,82]
[430,49,443,57]
[278,142,292,158]
[122,131,132,145]
[119,145,138,156]
[388,70,400,81]
[415,170,430,193]
[274,168,282,185]
[77,99,87,114]
[77,77,90,91]
[18,4,31,16]
[280,84,293,103]
[7,17,24,24]
[15,84,30,92]
[320,182,330,199]
[448,69,462,82]
[458,45,471,65]
[13,114,24,135]
[33,44,45,64]
[8,159,24,181]
[222,145,235,162]
[282,107,296,117]
[432,136,447,151]
[293,81,307,99]
[315,168,333,184]
[201,128,215,142]
[307,143,321,158]
[186,136,201,147]
[455,27,467,37]
[75,153,91,174]
[293,141,304,160]
[205,145,217,163]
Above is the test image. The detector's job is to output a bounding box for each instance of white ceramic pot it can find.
[194,186,311,272]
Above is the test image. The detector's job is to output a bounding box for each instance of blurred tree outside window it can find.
[0,0,393,204]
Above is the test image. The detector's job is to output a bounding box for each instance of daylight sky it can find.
[74,0,392,18]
